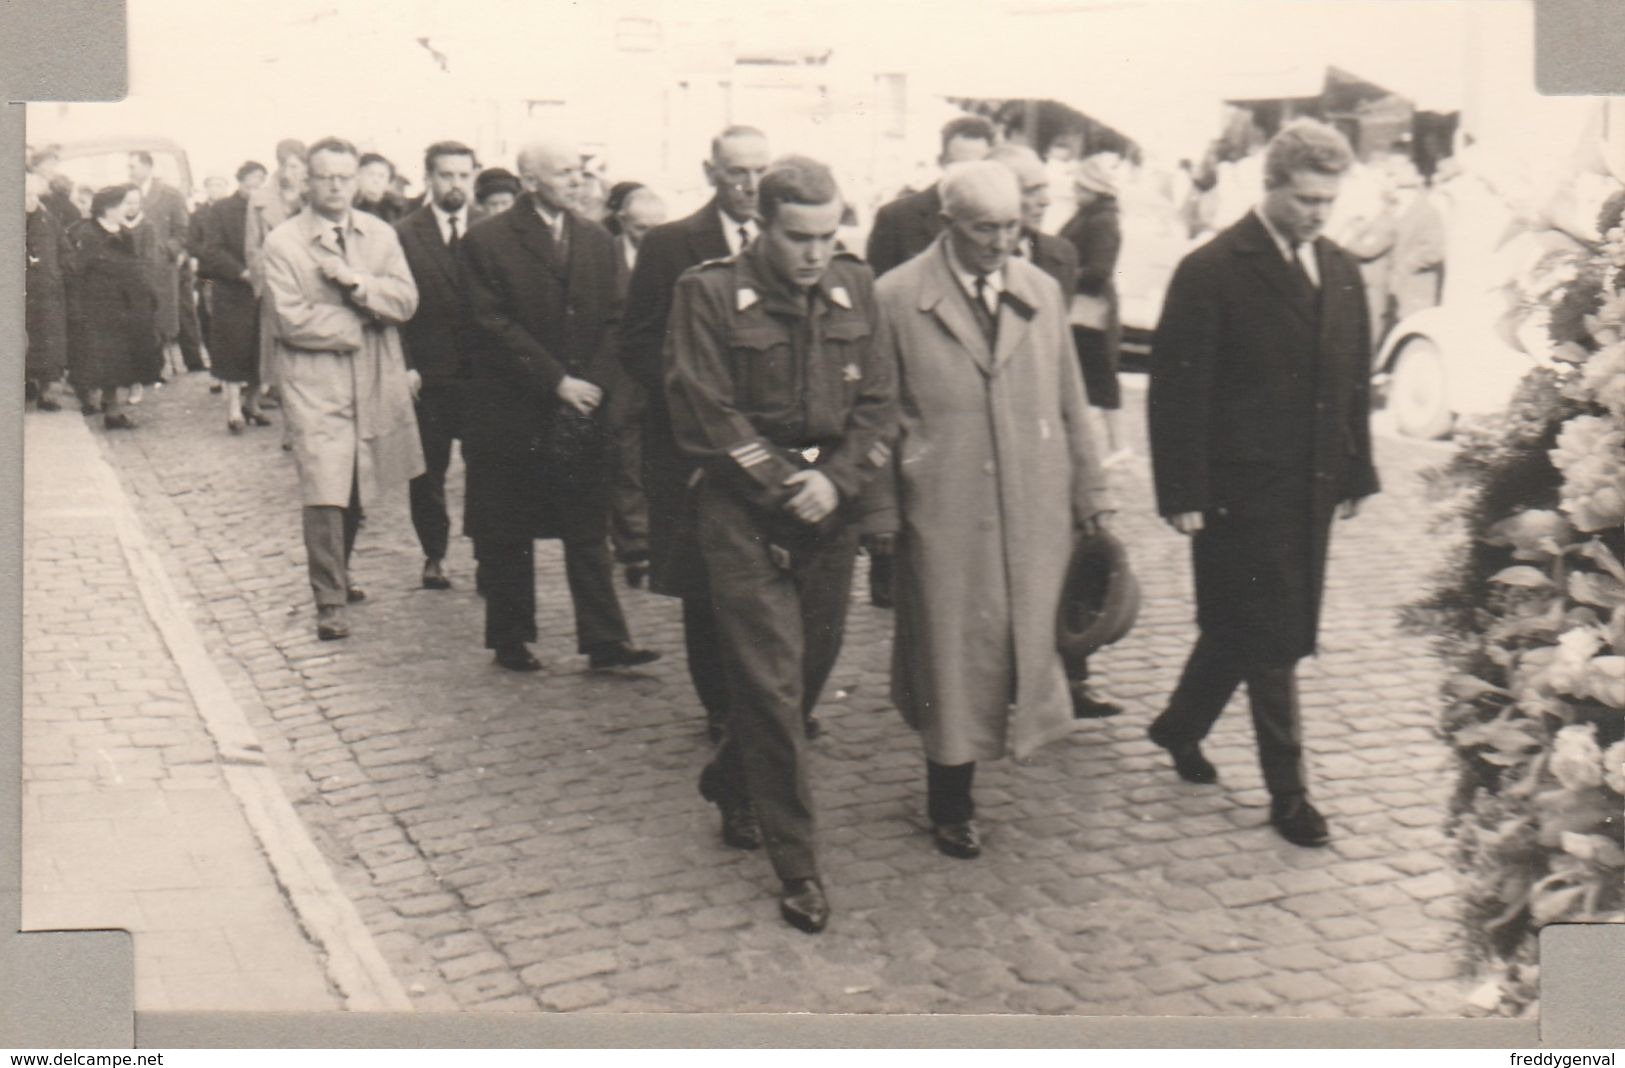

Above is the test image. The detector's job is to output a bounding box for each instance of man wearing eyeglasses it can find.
[260,137,424,642]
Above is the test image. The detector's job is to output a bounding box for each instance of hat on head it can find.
[1056,526,1140,671]
[1073,155,1119,198]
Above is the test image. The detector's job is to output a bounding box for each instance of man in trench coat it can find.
[260,137,425,642]
[873,161,1112,862]
[1147,119,1380,848]
[458,136,659,673]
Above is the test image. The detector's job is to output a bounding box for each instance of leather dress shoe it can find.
[346,586,366,604]
[1069,680,1123,719]
[804,714,823,741]
[587,642,662,670]
[1149,727,1218,784]
[316,605,349,641]
[36,396,61,412]
[931,819,982,860]
[246,410,274,427]
[103,412,137,430]
[493,644,542,672]
[779,878,829,934]
[1270,794,1330,847]
[422,559,452,590]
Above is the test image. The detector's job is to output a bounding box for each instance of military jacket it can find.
[664,243,898,516]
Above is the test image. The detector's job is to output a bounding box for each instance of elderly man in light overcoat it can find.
[261,136,424,641]
[872,161,1113,861]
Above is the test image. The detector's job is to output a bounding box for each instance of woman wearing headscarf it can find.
[69,184,158,429]
[1060,155,1130,465]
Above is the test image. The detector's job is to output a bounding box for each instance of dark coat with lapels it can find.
[459,194,621,544]
[619,197,734,597]
[865,182,944,278]
[395,203,477,384]
[1149,210,1380,663]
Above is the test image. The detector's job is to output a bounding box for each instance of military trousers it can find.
[696,479,858,883]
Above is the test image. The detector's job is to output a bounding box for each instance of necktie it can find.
[334,225,347,258]
[448,215,460,250]
[738,225,751,253]
[551,214,569,266]
[971,274,998,348]
[1290,243,1316,297]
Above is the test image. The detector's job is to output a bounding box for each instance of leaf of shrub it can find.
[1570,571,1625,608]
[1492,566,1554,588]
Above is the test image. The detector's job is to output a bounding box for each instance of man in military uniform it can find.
[665,156,899,934]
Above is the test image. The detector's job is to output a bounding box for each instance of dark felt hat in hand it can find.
[1057,526,1140,672]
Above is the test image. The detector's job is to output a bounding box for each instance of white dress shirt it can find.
[943,238,1005,317]
[1253,207,1319,287]
[429,201,470,245]
[720,211,758,256]
[534,201,566,241]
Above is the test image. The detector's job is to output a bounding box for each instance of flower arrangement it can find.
[1407,194,1625,1015]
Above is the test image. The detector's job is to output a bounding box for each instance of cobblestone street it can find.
[26,371,1474,1017]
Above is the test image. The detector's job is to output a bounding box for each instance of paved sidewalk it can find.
[69,373,1475,1017]
[19,408,403,1012]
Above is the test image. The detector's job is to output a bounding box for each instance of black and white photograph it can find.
[14,0,1625,1023]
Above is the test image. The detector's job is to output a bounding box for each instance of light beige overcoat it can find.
[260,208,423,508]
[875,236,1112,765]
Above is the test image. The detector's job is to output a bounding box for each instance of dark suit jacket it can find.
[1026,231,1078,304]
[1148,211,1379,662]
[865,183,943,277]
[620,198,731,398]
[618,197,732,597]
[459,194,621,543]
[395,205,474,383]
[195,192,258,380]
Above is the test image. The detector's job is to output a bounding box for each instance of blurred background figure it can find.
[605,183,667,588]
[356,151,410,223]
[1060,154,1131,467]
[192,174,235,384]
[198,160,274,434]
[70,184,157,430]
[30,147,82,227]
[128,149,200,382]
[1386,155,1447,327]
[247,138,310,432]
[474,167,521,216]
[24,171,69,412]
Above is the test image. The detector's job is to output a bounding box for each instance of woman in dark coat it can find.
[24,173,68,411]
[68,185,157,430]
[1059,156,1129,464]
[196,161,272,432]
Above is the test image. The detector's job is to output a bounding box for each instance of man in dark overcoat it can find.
[459,136,659,673]
[396,140,480,592]
[864,115,997,276]
[24,172,69,411]
[620,125,770,739]
[1147,119,1380,848]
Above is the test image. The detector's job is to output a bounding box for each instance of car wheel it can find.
[1390,336,1454,440]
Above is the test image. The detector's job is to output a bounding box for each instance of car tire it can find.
[1389,336,1454,440]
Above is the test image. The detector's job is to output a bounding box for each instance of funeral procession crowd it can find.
[22,114,1380,935]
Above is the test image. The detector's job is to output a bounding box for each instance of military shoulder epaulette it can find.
[691,254,736,271]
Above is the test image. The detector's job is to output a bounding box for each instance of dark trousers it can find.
[607,379,650,563]
[177,266,205,372]
[1149,630,1307,797]
[927,760,976,825]
[682,594,730,740]
[476,536,630,654]
[698,482,859,882]
[303,478,362,607]
[409,381,461,562]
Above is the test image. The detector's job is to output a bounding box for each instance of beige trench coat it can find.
[260,208,424,508]
[875,237,1112,765]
